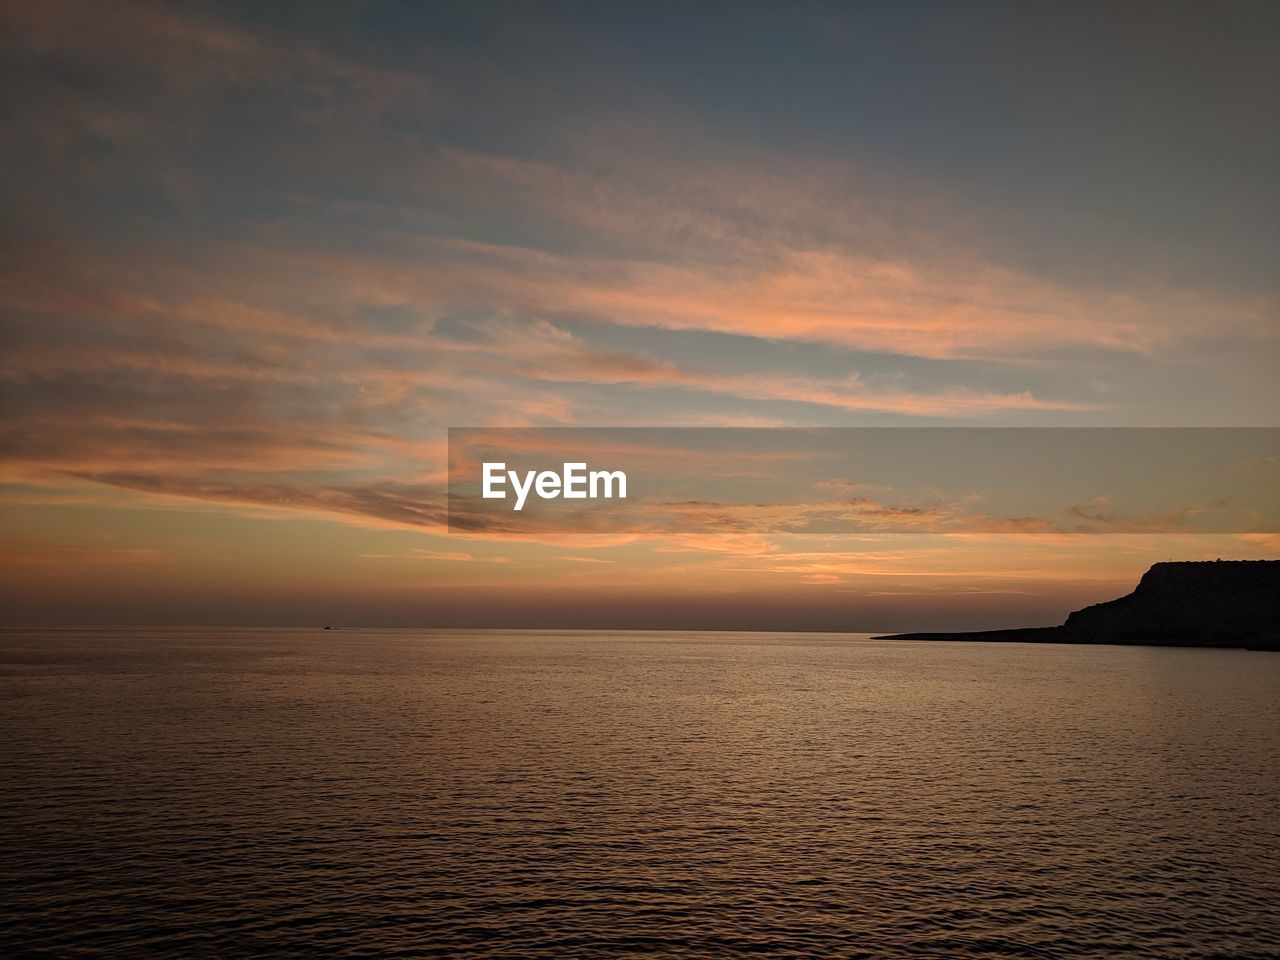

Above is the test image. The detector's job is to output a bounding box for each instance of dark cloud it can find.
[75,471,449,529]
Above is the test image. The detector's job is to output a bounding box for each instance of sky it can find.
[1,0,1277,628]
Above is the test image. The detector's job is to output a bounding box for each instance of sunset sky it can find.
[2,0,1277,628]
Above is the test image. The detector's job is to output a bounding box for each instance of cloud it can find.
[256,231,1275,363]
[70,472,449,531]
[1063,495,1207,533]
[1,238,1101,532]
[2,0,1274,557]
[360,549,512,563]
[292,131,1279,360]
[1,0,432,113]
[1239,456,1276,471]
[3,545,166,568]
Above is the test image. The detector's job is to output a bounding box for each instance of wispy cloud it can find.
[2,0,1277,625]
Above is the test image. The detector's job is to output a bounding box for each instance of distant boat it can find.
[323,625,333,630]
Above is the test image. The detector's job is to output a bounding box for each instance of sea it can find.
[2,628,1277,958]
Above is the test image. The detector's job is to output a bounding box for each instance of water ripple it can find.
[2,628,1277,957]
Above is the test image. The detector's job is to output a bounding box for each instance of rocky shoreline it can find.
[876,560,1279,651]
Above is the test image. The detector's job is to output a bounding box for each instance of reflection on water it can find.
[2,629,1277,957]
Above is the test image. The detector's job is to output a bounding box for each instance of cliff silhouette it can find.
[877,560,1279,651]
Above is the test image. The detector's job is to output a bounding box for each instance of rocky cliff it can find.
[877,560,1280,650]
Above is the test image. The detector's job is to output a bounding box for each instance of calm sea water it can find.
[1,629,1277,958]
